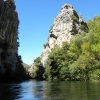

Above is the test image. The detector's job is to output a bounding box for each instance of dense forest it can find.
[32,16,100,81]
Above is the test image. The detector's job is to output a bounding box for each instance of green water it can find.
[0,80,100,100]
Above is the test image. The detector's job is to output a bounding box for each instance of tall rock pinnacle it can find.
[29,4,89,78]
[40,4,88,66]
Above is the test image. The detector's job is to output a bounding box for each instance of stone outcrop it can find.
[30,4,88,79]
[40,4,88,66]
[0,0,28,81]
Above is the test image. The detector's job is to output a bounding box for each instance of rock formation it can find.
[40,4,88,66]
[29,4,88,79]
[0,0,28,81]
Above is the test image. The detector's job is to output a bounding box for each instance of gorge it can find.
[0,0,100,82]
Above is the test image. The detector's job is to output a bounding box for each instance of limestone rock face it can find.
[0,0,27,81]
[40,4,88,66]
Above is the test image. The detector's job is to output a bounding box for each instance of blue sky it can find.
[14,0,100,65]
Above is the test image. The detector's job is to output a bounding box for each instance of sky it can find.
[14,0,100,65]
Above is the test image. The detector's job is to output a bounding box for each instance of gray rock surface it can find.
[40,4,88,66]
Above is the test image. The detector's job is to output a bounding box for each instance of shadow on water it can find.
[0,82,21,100]
[0,80,100,100]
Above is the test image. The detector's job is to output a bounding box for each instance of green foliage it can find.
[43,43,77,81]
[71,15,79,23]
[34,57,41,67]
[80,24,89,33]
[44,16,100,81]
[31,57,41,78]
[90,69,100,81]
[31,57,45,80]
[24,66,30,72]
[32,66,39,78]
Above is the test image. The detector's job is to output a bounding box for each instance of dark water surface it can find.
[0,80,100,100]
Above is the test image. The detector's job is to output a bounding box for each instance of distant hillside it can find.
[22,63,30,67]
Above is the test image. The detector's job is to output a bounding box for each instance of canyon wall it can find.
[0,0,28,81]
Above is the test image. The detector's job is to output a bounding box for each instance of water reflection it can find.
[43,81,100,100]
[29,81,100,100]
[0,80,100,100]
[0,82,21,100]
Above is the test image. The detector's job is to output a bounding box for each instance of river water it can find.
[0,80,100,100]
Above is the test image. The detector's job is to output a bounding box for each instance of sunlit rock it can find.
[40,4,88,66]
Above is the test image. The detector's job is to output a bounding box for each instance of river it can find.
[0,80,100,100]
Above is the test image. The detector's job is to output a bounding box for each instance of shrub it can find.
[80,24,88,33]
[71,15,79,23]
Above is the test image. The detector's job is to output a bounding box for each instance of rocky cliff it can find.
[29,4,88,79]
[0,0,28,81]
[40,4,88,66]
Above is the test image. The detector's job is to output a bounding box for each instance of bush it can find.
[90,69,100,81]
[71,15,79,23]
[80,24,88,33]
